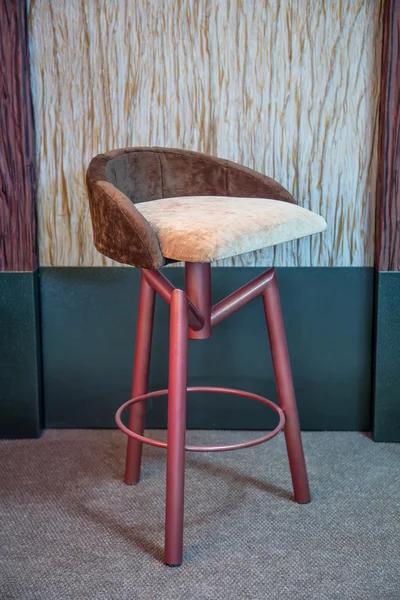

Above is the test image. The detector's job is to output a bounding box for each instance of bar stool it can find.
[86,147,327,566]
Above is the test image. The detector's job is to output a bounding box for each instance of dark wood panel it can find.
[376,0,400,272]
[0,0,37,271]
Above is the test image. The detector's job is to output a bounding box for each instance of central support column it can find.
[185,263,212,339]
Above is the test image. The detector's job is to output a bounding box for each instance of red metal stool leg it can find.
[124,271,155,485]
[165,289,188,566]
[262,270,311,504]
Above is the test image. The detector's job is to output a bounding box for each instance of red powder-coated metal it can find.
[142,268,174,304]
[116,387,285,451]
[185,263,212,339]
[118,262,311,566]
[143,268,204,331]
[262,270,311,504]
[165,289,189,566]
[124,272,155,484]
[211,268,275,326]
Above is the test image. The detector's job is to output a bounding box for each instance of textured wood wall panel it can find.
[0,0,37,271]
[375,0,400,271]
[29,0,383,267]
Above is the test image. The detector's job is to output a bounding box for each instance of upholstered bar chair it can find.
[86,147,327,567]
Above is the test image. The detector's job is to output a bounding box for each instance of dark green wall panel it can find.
[0,272,42,438]
[373,272,400,441]
[39,267,374,431]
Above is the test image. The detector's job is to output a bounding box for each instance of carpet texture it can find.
[0,430,399,600]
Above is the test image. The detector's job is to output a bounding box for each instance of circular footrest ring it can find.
[115,386,285,452]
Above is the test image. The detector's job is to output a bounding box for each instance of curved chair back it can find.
[86,147,295,269]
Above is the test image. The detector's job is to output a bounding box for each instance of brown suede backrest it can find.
[86,147,296,269]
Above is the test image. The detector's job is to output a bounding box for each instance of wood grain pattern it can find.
[0,0,37,271]
[375,0,400,271]
[29,0,383,267]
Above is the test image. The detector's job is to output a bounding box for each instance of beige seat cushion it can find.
[135,196,327,263]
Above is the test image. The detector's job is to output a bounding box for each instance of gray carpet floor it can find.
[0,430,399,600]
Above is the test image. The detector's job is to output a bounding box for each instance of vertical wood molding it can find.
[0,0,37,271]
[375,0,400,272]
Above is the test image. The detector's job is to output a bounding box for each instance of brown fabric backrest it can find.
[86,147,296,269]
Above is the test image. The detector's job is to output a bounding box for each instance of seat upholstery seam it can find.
[101,148,285,192]
[157,153,164,198]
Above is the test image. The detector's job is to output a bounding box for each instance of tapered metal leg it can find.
[165,289,188,566]
[262,270,311,503]
[124,272,155,485]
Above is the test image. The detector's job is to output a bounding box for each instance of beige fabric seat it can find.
[135,195,327,263]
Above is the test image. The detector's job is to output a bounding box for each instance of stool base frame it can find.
[119,264,311,566]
